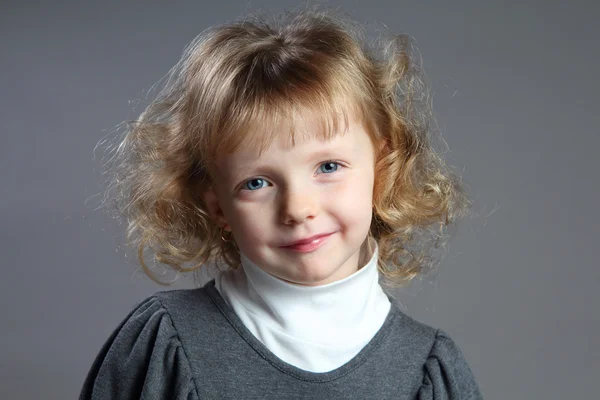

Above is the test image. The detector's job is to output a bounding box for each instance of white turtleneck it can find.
[214,238,391,373]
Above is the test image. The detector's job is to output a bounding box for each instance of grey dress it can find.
[79,280,483,399]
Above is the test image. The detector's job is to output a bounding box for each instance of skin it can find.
[203,116,378,286]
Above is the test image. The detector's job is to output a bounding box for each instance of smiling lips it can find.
[281,232,334,253]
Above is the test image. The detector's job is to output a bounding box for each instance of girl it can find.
[80,7,482,399]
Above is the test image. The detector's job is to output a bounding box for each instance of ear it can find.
[202,186,230,230]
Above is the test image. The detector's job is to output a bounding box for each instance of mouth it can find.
[280,232,335,253]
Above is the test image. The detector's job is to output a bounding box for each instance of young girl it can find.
[80,8,482,399]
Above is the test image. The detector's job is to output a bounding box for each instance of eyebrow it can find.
[302,148,348,162]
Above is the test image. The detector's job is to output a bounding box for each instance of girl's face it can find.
[204,116,377,286]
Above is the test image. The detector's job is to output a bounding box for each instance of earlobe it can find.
[377,138,389,156]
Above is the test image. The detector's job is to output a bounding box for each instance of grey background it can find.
[1,0,598,398]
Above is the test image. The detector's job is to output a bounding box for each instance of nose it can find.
[280,189,319,225]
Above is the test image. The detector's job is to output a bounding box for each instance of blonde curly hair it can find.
[99,7,471,287]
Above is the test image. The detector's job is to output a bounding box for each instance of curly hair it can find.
[99,7,471,287]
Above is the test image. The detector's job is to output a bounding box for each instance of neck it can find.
[215,237,391,372]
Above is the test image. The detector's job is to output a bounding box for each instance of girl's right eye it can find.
[242,178,269,191]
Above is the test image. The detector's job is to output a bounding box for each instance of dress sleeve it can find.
[79,296,198,400]
[418,330,483,400]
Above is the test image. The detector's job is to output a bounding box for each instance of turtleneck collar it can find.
[215,237,391,373]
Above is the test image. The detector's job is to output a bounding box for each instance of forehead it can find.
[215,116,372,177]
[214,94,371,155]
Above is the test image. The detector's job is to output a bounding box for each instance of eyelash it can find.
[240,160,345,192]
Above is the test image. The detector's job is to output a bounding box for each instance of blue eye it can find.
[240,161,343,192]
[319,161,340,174]
[243,178,268,191]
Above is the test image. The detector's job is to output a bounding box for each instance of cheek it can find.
[331,171,374,225]
[227,203,272,246]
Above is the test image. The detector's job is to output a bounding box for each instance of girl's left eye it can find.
[318,161,341,174]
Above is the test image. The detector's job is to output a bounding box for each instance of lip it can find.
[280,232,334,253]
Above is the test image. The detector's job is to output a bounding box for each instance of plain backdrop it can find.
[1,0,599,398]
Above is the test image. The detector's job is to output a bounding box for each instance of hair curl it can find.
[98,7,471,287]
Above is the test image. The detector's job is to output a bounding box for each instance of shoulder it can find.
[387,303,483,399]
[386,302,439,354]
[152,284,217,315]
[79,287,215,399]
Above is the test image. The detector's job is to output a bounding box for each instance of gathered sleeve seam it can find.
[426,329,442,359]
[152,295,201,399]
[423,329,483,400]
